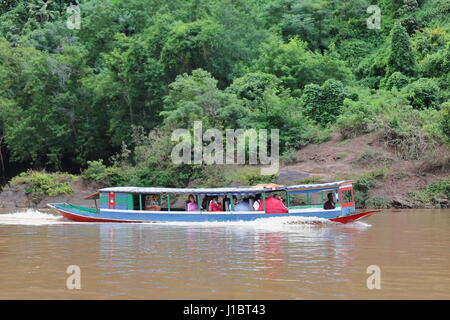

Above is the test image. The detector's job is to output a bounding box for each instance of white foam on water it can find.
[0,210,372,229]
[145,215,371,231]
[0,209,68,225]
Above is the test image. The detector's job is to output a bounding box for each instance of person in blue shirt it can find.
[233,197,253,211]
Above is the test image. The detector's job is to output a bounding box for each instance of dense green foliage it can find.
[0,0,449,188]
[9,170,75,203]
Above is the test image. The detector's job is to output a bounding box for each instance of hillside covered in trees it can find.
[0,0,449,207]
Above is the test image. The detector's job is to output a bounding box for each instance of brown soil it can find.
[276,132,449,205]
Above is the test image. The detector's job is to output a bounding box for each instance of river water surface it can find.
[0,209,449,299]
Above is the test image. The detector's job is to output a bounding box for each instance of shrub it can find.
[81,160,126,186]
[409,178,450,207]
[353,170,387,207]
[301,79,350,125]
[354,149,394,166]
[380,72,410,90]
[244,173,277,185]
[335,100,376,138]
[9,171,74,204]
[441,102,450,143]
[380,117,430,160]
[402,78,442,109]
[298,176,322,184]
[280,149,300,165]
[419,42,450,78]
[365,196,389,209]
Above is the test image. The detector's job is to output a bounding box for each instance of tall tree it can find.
[386,23,416,77]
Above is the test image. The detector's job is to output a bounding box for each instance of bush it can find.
[380,116,430,160]
[280,149,300,165]
[301,79,350,125]
[9,171,75,204]
[365,196,389,209]
[402,78,442,109]
[335,99,377,138]
[243,173,277,185]
[353,170,387,207]
[423,178,450,199]
[380,72,410,90]
[441,102,450,143]
[81,160,126,186]
[409,178,450,207]
[419,43,450,78]
[354,149,394,166]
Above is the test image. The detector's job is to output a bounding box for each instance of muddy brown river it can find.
[0,209,449,299]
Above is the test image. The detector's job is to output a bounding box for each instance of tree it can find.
[252,38,353,95]
[26,0,58,23]
[278,0,333,52]
[301,79,350,125]
[161,68,244,130]
[386,23,416,77]
[160,19,226,83]
[227,72,282,102]
[86,33,166,147]
[403,78,442,109]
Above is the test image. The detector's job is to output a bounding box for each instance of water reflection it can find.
[1,209,449,299]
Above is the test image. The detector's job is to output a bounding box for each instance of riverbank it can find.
[0,172,99,209]
[0,132,449,209]
[278,132,450,209]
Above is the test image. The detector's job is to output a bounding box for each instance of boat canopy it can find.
[98,186,269,196]
[284,180,354,194]
[98,180,354,196]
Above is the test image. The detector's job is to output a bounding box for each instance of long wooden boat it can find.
[47,180,379,224]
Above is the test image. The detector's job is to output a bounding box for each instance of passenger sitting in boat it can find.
[185,194,199,211]
[253,194,261,211]
[226,196,238,211]
[257,195,288,213]
[209,196,223,211]
[201,196,211,210]
[324,193,335,210]
[233,197,253,212]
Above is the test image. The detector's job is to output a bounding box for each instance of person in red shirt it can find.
[209,196,223,211]
[257,195,288,213]
[323,193,335,210]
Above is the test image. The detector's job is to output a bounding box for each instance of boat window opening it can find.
[307,192,323,208]
[341,190,353,204]
[132,194,141,211]
[144,194,161,211]
[287,193,307,208]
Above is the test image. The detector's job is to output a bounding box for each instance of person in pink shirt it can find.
[185,194,199,211]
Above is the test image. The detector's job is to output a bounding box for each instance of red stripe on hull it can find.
[329,210,380,224]
[56,209,142,223]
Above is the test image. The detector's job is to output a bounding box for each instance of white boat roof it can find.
[284,180,354,192]
[99,180,353,195]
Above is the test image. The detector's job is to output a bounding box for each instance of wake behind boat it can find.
[47,180,379,224]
